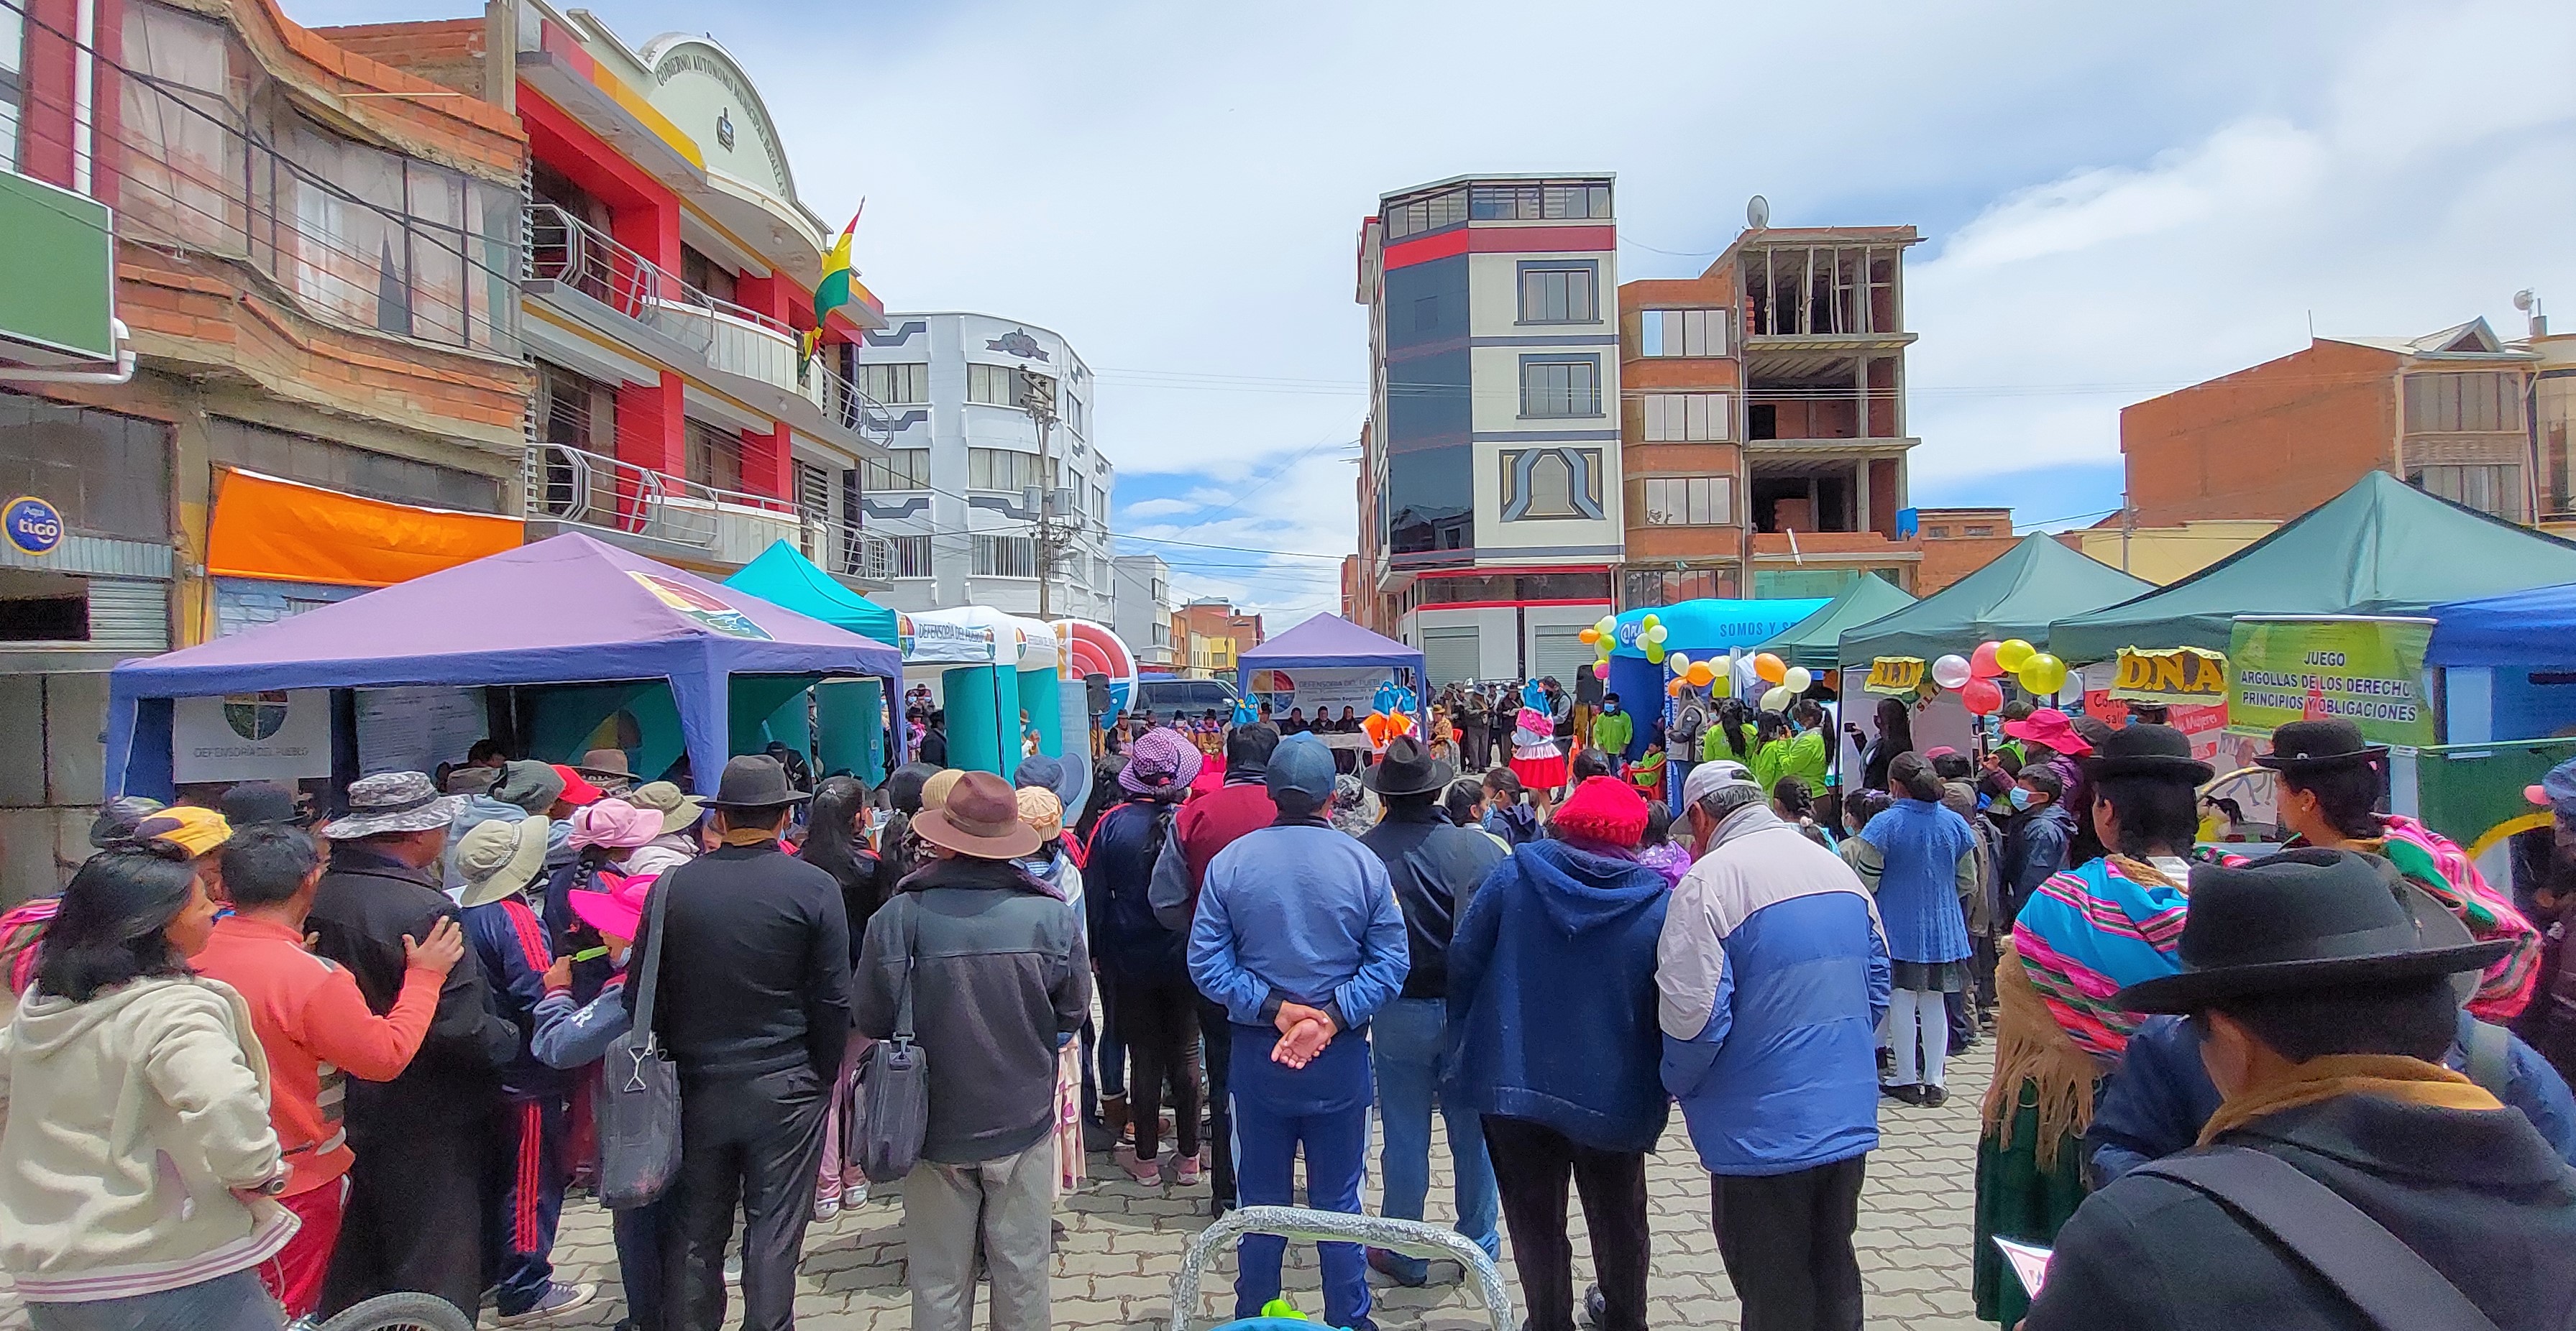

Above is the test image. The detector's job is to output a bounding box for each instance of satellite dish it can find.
[2515,290,2536,312]
[1747,195,1770,230]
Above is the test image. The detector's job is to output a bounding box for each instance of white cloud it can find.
[1118,497,1199,520]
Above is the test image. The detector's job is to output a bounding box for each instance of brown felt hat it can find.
[913,770,1042,860]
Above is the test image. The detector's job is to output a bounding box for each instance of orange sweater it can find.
[191,915,443,1196]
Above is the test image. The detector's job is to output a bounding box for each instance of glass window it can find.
[860,449,929,492]
[0,392,173,540]
[2411,464,2528,522]
[120,2,239,251]
[1640,308,1728,358]
[1519,356,1603,418]
[967,363,1053,407]
[2405,372,2525,433]
[1518,262,1598,324]
[889,534,932,578]
[858,362,928,405]
[1,1,23,160]
[973,534,1037,578]
[1622,566,1731,607]
[967,447,1053,492]
[1641,476,1733,526]
[1383,188,1467,241]
[1643,392,1731,442]
[2539,374,2575,521]
[684,419,742,492]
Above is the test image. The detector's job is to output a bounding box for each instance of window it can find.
[1963,524,1997,537]
[1,1,25,163]
[0,394,173,540]
[204,415,496,513]
[1499,448,1604,520]
[973,534,1037,578]
[679,246,735,303]
[1640,308,1727,358]
[967,447,1053,493]
[888,534,932,578]
[2405,373,2525,433]
[1064,393,1086,436]
[967,362,1053,409]
[1641,476,1733,527]
[2539,374,2575,520]
[1092,556,1111,587]
[684,420,742,492]
[857,362,927,405]
[1519,356,1603,418]
[2411,464,2528,522]
[1381,187,1467,241]
[1518,262,1598,324]
[1623,566,1733,607]
[1643,392,1731,442]
[860,448,929,492]
[1467,182,1611,221]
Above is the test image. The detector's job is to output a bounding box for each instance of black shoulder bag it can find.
[853,902,929,1184]
[596,872,682,1209]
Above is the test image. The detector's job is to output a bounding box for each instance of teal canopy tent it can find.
[1756,574,1917,670]
[1838,535,2150,666]
[724,540,899,643]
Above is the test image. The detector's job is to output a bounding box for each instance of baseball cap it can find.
[1680,760,1758,812]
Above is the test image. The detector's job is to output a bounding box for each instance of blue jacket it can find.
[1660,803,1890,1176]
[1086,797,1188,984]
[1447,839,1671,1153]
[1858,797,1976,964]
[2000,801,2075,926]
[462,893,564,1100]
[2086,1012,2576,1184]
[1190,821,1408,1033]
[532,975,631,1070]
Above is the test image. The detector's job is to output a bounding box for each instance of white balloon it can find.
[1931,653,1973,690]
[1761,685,1793,712]
[1647,625,1669,644]
[1668,653,1692,676]
[1782,666,1812,694]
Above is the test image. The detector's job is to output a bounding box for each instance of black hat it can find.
[706,755,812,810]
[2085,723,2214,783]
[2115,849,2510,1013]
[219,780,306,828]
[1365,734,1452,798]
[2255,719,2389,774]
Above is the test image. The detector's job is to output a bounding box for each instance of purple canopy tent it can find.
[1235,614,1429,723]
[104,533,901,798]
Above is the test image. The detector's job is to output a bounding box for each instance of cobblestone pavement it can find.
[0,1055,1989,1330]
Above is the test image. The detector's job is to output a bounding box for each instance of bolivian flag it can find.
[806,202,863,359]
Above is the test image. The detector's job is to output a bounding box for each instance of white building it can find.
[1111,553,1176,667]
[851,313,1116,618]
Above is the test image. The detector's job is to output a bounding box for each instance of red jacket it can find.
[191,915,443,1195]
[1175,781,1278,916]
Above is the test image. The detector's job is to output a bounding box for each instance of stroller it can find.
[1169,1205,1515,1331]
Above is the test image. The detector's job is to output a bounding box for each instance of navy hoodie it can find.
[1446,838,1671,1152]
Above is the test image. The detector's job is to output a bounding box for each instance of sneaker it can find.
[498,1281,596,1326]
[813,1191,841,1222]
[844,1179,869,1207]
[1114,1143,1160,1184]
[1174,1153,1203,1184]
[1368,1246,1429,1288]
[1583,1284,1608,1328]
[1921,1084,1950,1108]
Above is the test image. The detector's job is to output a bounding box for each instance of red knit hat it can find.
[1551,775,1649,848]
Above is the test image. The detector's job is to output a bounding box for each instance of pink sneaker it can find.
[1115,1144,1160,1185]
[1174,1153,1202,1184]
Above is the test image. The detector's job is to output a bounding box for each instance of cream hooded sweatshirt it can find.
[0,975,295,1303]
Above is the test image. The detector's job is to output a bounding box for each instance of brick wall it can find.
[2121,339,2398,527]
[1619,267,1744,572]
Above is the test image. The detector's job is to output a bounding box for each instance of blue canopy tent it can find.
[104,534,902,799]
[2429,580,2576,743]
[1235,614,1427,724]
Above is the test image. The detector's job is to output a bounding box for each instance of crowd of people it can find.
[2,681,2575,1331]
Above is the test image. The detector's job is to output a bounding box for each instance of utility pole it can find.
[2120,490,2135,574]
[1018,367,1064,619]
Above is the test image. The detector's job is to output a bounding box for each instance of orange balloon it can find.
[1686,663,1715,687]
[1577,627,1600,645]
[1668,679,1686,697]
[1754,653,1787,683]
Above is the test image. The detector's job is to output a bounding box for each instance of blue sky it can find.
[296,0,2576,622]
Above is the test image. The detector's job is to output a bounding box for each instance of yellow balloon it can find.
[2017,652,2068,696]
[1686,662,1716,687]
[1996,638,2036,673]
[1753,652,1787,684]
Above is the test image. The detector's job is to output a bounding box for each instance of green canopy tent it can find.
[1838,534,2152,666]
[1756,572,1917,670]
[723,540,902,780]
[2048,472,2576,663]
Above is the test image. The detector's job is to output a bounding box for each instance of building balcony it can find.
[1745,435,1919,457]
[525,441,894,582]
[1751,530,1920,561]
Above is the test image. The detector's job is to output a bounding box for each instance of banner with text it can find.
[175,689,333,783]
[2225,617,2437,749]
[1863,657,1926,696]
[1245,666,1398,721]
[2111,646,2229,705]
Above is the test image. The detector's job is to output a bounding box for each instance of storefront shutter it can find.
[1421,627,1480,685]
[1530,626,1591,685]
[86,578,170,651]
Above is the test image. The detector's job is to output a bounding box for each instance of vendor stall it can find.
[1237,614,1426,741]
[2430,579,2576,745]
[1754,574,1915,671]
[1593,599,1828,761]
[104,534,900,801]
[1840,535,2150,668]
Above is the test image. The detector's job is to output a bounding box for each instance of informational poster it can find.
[1243,666,1395,721]
[174,689,332,783]
[355,686,489,778]
[2083,660,2273,834]
[2227,616,2437,749]
[2109,646,2229,705]
[1862,657,1925,696]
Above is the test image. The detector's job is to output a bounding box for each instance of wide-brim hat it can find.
[706,755,812,810]
[625,780,705,837]
[455,816,553,908]
[2254,719,2390,775]
[2116,848,2510,1013]
[1365,734,1452,797]
[914,770,1042,860]
[321,771,464,840]
[2084,722,2214,784]
[2002,708,2092,757]
[574,747,637,790]
[567,873,654,944]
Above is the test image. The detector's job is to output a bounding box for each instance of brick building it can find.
[2122,319,2540,528]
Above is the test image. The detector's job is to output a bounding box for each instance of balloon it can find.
[1754,653,1787,684]
[1931,654,1973,690]
[1668,679,1686,697]
[1996,638,2035,673]
[1961,678,2004,716]
[1970,641,2004,678]
[1578,627,1599,645]
[1668,652,1692,676]
[1595,616,1618,638]
[1646,643,1665,665]
[1783,666,1812,694]
[1640,614,1660,630]
[1686,663,1715,687]
[1760,685,1794,713]
[2017,653,2068,696]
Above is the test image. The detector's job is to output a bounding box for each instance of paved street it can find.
[0,1057,1989,1331]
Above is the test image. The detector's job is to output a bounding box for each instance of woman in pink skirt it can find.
[1509,704,1568,816]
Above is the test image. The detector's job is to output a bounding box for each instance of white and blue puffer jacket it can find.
[1658,801,1892,1176]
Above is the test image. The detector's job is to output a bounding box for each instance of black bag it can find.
[595,872,682,1210]
[2138,1147,2501,1331]
[852,902,929,1184]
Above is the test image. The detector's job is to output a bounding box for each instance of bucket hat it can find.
[567,798,664,851]
[2002,707,2092,757]
[454,815,553,908]
[2254,719,2389,775]
[489,760,566,816]
[705,755,812,811]
[2116,849,2509,1013]
[1120,727,1204,796]
[914,770,1042,860]
[1365,734,1452,797]
[2084,723,2214,784]
[625,780,706,838]
[320,772,463,841]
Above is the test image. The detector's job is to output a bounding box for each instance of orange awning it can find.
[207,469,523,588]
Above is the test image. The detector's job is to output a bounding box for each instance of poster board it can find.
[1862,657,1926,696]
[2110,646,2228,705]
[173,689,332,783]
[1244,666,1395,721]
[2227,616,2437,749]
[355,686,487,778]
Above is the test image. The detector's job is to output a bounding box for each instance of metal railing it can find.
[798,358,898,448]
[803,517,897,582]
[529,442,894,581]
[528,203,796,357]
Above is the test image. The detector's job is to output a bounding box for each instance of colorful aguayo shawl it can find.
[2373,814,2541,1023]
[2009,855,2189,1063]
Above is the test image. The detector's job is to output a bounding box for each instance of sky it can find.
[296,0,2576,625]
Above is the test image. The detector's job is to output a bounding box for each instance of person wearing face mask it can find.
[1999,764,2074,929]
[1589,693,1634,776]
